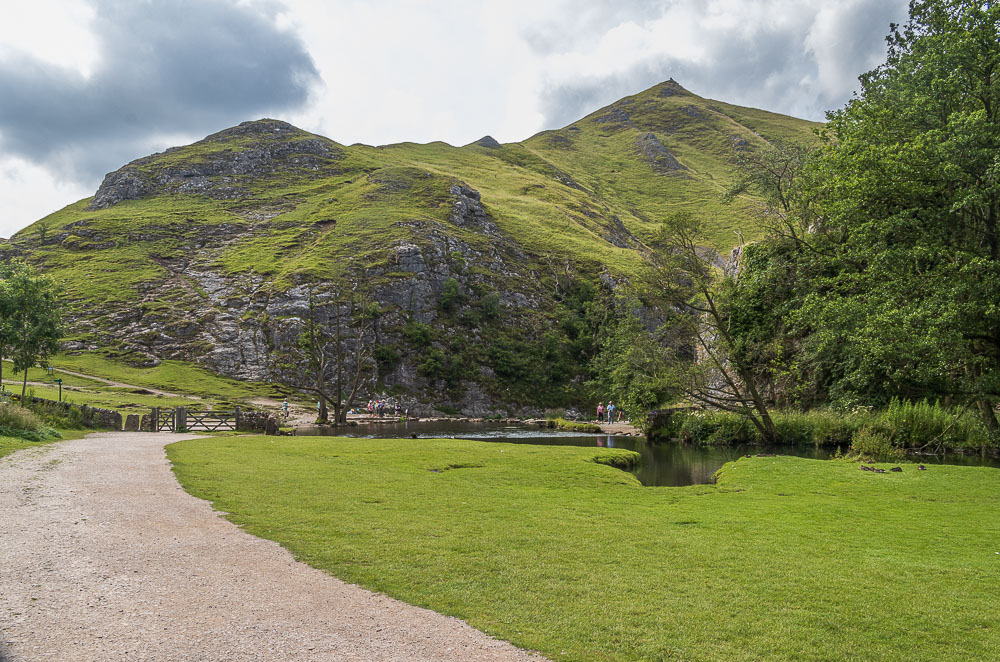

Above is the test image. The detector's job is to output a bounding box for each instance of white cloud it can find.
[0,156,90,238]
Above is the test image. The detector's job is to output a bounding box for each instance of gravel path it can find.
[0,432,547,661]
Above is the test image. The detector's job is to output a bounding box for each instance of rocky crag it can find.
[7,80,819,415]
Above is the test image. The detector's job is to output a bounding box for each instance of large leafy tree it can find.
[727,0,1000,432]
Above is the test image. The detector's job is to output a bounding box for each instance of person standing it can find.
[597,402,604,423]
[606,402,615,425]
[282,399,289,420]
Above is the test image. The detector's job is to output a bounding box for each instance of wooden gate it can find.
[186,409,240,431]
[152,407,175,432]
[150,406,242,432]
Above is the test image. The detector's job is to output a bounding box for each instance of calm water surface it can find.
[296,420,1000,487]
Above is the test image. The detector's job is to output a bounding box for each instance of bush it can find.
[0,402,43,430]
[404,322,433,347]
[0,402,60,441]
[23,399,91,429]
[439,277,462,313]
[849,425,905,462]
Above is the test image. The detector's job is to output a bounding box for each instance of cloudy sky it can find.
[0,0,909,238]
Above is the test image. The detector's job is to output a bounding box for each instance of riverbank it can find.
[168,435,1000,661]
[288,414,644,437]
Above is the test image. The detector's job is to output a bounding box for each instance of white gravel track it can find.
[0,432,547,661]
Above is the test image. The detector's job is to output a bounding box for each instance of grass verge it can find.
[167,436,1000,661]
[0,428,91,460]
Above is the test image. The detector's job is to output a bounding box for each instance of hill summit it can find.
[6,81,819,415]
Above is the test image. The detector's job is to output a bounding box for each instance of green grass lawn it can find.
[167,436,1000,661]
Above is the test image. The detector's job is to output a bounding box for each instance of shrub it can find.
[24,399,91,429]
[0,402,43,430]
[439,277,462,313]
[849,425,905,463]
[0,402,60,441]
[404,322,433,347]
[479,292,502,320]
[374,344,401,370]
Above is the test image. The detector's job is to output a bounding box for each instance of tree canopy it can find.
[721,0,1000,433]
[0,261,63,399]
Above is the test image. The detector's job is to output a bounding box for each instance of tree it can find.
[647,213,778,441]
[807,0,1000,429]
[272,286,378,425]
[720,0,1000,435]
[588,300,684,422]
[1,261,62,399]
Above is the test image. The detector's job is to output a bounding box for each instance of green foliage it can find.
[0,401,60,441]
[546,416,602,433]
[403,322,433,347]
[849,426,905,463]
[417,348,446,381]
[438,277,462,313]
[478,291,501,319]
[720,1,1000,434]
[589,307,682,420]
[662,401,990,452]
[0,261,63,399]
[374,344,400,371]
[22,398,92,430]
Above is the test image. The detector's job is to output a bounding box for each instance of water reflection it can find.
[295,421,998,487]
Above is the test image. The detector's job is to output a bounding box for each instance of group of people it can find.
[596,401,623,423]
[366,399,400,418]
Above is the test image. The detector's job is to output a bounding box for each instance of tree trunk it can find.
[21,368,27,400]
[976,397,999,438]
[318,397,328,423]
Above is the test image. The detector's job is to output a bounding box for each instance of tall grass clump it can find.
[0,401,60,441]
[25,399,92,429]
[868,398,989,452]
[653,400,992,452]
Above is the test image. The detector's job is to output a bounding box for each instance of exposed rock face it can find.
[594,100,635,127]
[88,170,153,209]
[88,120,341,210]
[76,177,548,415]
[635,133,687,173]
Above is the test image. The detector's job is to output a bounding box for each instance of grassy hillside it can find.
[3,80,821,413]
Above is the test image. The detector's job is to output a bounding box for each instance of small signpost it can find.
[53,378,63,402]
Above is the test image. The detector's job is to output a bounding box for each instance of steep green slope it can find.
[4,80,819,415]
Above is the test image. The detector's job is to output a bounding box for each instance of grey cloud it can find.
[0,0,319,185]
[535,0,908,128]
[522,0,672,56]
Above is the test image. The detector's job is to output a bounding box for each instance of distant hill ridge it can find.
[4,80,820,415]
